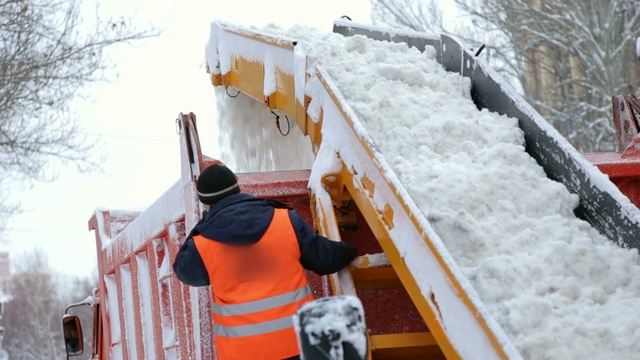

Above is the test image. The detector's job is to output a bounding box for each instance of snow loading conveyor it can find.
[205,19,640,360]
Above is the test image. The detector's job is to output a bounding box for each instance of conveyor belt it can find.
[205,19,640,359]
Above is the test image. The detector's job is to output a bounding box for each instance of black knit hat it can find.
[196,164,240,205]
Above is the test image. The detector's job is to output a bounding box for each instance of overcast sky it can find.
[4,0,371,278]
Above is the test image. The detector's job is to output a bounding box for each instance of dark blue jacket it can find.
[173,193,358,287]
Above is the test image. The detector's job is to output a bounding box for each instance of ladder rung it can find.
[370,332,444,360]
[351,266,402,290]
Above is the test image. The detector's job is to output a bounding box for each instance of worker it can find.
[173,163,358,360]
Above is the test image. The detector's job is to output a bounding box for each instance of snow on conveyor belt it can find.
[253,24,640,359]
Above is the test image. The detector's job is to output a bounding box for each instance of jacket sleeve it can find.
[289,209,358,275]
[173,236,210,287]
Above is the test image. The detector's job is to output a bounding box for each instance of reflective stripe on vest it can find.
[212,284,311,338]
[214,313,293,338]
[212,284,312,317]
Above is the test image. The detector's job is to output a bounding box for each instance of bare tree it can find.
[370,0,640,152]
[2,249,96,359]
[457,0,640,152]
[3,249,62,359]
[370,0,444,32]
[0,0,159,236]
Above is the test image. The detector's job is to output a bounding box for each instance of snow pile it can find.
[222,24,640,359]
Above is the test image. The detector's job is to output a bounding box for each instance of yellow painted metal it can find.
[370,333,444,359]
[314,68,510,359]
[210,23,326,149]
[309,188,356,297]
[214,53,325,150]
[217,56,298,118]
[340,165,461,359]
[350,266,401,290]
[211,73,223,86]
[321,172,346,205]
[306,105,323,150]
[223,57,264,101]
[265,67,297,114]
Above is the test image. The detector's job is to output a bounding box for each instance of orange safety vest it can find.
[194,208,314,360]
